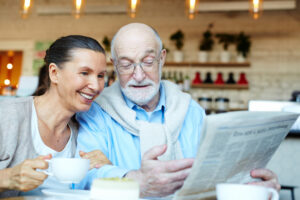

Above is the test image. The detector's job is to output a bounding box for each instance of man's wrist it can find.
[0,168,12,191]
[125,170,147,197]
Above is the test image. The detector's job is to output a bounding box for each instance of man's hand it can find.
[248,168,281,192]
[125,144,194,198]
[2,154,51,192]
[79,150,111,170]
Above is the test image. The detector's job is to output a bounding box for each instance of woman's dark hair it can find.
[33,35,105,96]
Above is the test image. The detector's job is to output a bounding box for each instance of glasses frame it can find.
[114,50,162,75]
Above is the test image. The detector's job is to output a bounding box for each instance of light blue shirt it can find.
[75,84,205,189]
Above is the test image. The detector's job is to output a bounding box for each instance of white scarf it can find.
[96,80,191,160]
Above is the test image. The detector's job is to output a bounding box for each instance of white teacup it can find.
[45,158,89,183]
[216,183,279,200]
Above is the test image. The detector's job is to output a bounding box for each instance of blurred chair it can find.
[16,76,38,97]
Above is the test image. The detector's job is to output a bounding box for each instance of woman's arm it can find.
[80,150,111,170]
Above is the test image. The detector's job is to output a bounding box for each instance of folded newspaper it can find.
[173,111,299,200]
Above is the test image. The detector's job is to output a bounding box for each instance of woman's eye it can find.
[98,74,104,78]
[81,72,88,76]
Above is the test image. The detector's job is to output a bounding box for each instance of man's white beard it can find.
[121,79,160,106]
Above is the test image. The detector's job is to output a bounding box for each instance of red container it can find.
[237,72,248,85]
[192,72,202,84]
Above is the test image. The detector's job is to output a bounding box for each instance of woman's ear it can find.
[49,63,59,84]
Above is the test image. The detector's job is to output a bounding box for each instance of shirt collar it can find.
[123,83,166,112]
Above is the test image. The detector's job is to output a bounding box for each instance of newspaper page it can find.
[174,111,299,200]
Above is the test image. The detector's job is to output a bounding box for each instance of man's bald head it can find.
[110,23,163,60]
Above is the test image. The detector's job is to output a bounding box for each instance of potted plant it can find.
[102,36,111,62]
[215,33,235,63]
[170,30,184,62]
[198,23,214,62]
[235,32,251,62]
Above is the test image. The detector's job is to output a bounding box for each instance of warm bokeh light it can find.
[250,0,263,20]
[129,0,139,18]
[7,63,13,70]
[4,79,10,86]
[186,0,197,20]
[74,0,83,19]
[20,0,32,18]
[23,0,31,13]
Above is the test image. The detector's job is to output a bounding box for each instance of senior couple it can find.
[76,23,280,197]
[0,23,280,198]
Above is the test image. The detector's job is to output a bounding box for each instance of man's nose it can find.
[132,64,146,82]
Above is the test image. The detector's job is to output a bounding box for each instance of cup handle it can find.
[268,188,279,200]
[42,160,53,176]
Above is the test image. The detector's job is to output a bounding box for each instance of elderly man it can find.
[76,23,280,197]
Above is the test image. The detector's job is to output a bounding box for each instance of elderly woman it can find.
[0,35,110,197]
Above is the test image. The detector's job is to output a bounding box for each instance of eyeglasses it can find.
[115,53,161,75]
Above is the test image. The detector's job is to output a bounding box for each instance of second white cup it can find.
[216,183,279,200]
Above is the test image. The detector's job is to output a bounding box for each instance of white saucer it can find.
[42,189,148,200]
[42,189,89,199]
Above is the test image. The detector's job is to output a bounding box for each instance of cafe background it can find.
[0,0,299,199]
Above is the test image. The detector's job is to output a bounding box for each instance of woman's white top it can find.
[20,102,75,196]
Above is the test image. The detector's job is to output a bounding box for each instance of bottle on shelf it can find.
[214,72,225,85]
[107,70,116,86]
[237,72,248,85]
[177,72,184,90]
[167,71,173,82]
[226,72,236,84]
[183,73,191,92]
[192,72,202,84]
[173,71,178,84]
[203,72,213,84]
[162,71,167,80]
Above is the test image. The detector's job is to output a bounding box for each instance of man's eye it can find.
[143,60,154,66]
[120,63,132,68]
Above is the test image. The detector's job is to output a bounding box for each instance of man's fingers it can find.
[143,144,167,160]
[250,168,280,192]
[251,168,277,181]
[164,167,191,183]
[163,158,194,172]
[248,181,281,192]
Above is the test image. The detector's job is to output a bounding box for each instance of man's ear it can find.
[48,63,60,84]
[160,49,167,66]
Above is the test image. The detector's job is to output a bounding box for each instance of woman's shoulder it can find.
[0,96,33,111]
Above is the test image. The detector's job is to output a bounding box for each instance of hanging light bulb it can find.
[185,0,198,20]
[20,0,32,19]
[249,0,263,20]
[128,0,140,18]
[73,0,85,19]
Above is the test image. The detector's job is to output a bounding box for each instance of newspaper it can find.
[174,111,299,200]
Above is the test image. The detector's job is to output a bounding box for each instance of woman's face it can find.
[54,48,107,112]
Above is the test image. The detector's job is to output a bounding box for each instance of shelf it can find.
[164,62,250,67]
[191,84,249,90]
[106,62,250,67]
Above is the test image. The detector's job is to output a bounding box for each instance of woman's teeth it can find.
[80,93,93,100]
